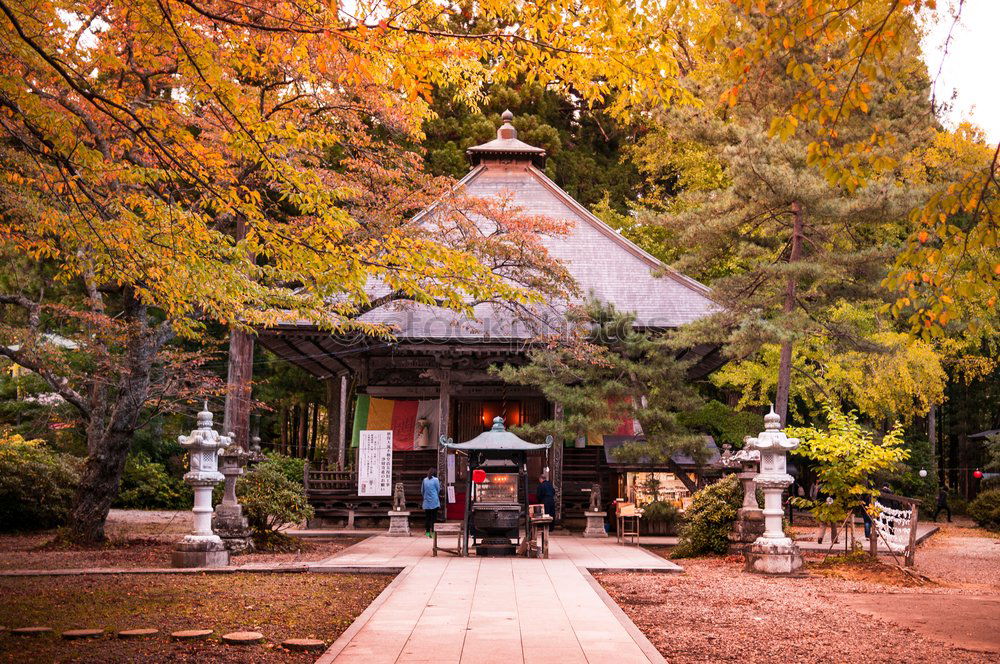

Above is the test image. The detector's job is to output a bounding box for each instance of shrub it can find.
[257,452,306,487]
[237,466,313,549]
[968,488,1000,532]
[641,500,680,535]
[115,455,191,509]
[671,474,742,558]
[0,433,80,531]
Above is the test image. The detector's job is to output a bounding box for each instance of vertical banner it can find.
[358,430,393,496]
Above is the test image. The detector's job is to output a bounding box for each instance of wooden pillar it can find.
[552,402,564,522]
[223,328,255,450]
[338,373,349,470]
[326,373,350,469]
[437,368,452,483]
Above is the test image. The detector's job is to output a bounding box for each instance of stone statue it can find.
[392,482,406,512]
[588,483,602,513]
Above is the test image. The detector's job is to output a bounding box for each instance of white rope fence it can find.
[873,501,912,554]
[870,492,921,567]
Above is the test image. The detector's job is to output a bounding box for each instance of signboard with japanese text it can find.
[358,430,393,496]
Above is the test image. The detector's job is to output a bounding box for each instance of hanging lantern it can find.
[472,468,487,484]
[973,468,984,479]
[918,469,928,478]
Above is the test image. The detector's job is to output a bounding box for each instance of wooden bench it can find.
[433,522,463,557]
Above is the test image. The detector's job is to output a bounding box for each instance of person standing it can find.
[536,473,556,520]
[933,488,952,522]
[422,468,441,537]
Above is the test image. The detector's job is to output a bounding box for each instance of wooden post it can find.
[437,368,452,484]
[869,505,878,559]
[338,373,348,470]
[552,402,564,522]
[906,501,919,567]
[325,379,340,466]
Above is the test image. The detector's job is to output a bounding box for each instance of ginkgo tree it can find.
[0,0,698,542]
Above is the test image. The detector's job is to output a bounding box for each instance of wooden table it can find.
[529,516,553,559]
[433,522,463,557]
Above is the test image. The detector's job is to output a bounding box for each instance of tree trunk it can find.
[279,405,288,454]
[67,289,167,543]
[309,401,319,461]
[223,328,254,450]
[775,200,803,427]
[297,403,308,458]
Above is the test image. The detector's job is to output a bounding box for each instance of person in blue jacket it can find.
[536,473,556,520]
[421,468,441,537]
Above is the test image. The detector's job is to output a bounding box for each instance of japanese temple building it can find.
[258,111,724,527]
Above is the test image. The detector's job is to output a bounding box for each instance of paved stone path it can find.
[316,535,678,664]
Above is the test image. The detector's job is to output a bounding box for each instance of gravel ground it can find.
[0,572,390,663]
[599,527,1000,664]
[912,523,1000,590]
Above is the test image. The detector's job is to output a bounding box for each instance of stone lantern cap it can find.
[177,402,232,484]
[743,406,799,452]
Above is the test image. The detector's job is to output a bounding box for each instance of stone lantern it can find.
[213,445,254,554]
[743,406,803,574]
[172,403,232,568]
[720,445,765,552]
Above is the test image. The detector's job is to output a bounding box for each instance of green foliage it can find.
[256,452,306,488]
[0,433,80,531]
[967,489,1000,532]
[671,475,743,558]
[789,404,909,524]
[114,455,191,510]
[678,400,763,449]
[237,466,314,540]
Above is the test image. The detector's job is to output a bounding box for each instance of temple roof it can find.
[261,113,723,375]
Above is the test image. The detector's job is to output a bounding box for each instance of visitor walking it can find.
[422,468,441,537]
[536,473,556,519]
[933,488,952,522]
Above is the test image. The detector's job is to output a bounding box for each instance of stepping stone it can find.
[61,629,104,640]
[11,627,53,636]
[221,631,264,645]
[118,628,160,639]
[282,638,325,652]
[170,629,214,640]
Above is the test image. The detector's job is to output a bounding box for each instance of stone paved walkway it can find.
[316,535,678,664]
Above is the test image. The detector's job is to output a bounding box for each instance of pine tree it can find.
[638,23,940,425]
[494,301,706,490]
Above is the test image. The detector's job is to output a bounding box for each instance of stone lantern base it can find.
[583,511,607,538]
[387,510,411,537]
[728,508,766,553]
[213,507,255,555]
[744,538,804,575]
[172,537,230,568]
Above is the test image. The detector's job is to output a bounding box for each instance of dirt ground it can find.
[0,572,390,663]
[0,510,360,570]
[599,525,1000,664]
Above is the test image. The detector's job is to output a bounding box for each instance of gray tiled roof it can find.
[352,159,718,340]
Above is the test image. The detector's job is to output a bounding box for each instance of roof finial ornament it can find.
[764,403,781,430]
[497,109,517,140]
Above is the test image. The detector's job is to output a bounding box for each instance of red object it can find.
[973,469,984,479]
[472,469,487,484]
[390,399,419,450]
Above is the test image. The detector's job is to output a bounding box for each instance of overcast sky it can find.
[922,0,999,143]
